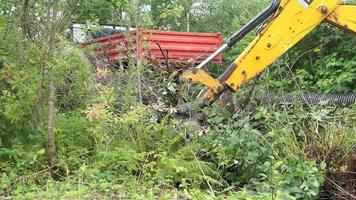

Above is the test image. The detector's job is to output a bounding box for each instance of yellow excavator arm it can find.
[180,0,356,105]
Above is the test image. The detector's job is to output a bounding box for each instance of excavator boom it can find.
[180,0,356,105]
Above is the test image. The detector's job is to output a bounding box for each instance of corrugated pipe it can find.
[264,93,356,106]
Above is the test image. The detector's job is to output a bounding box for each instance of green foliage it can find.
[200,102,354,199]
[94,146,145,176]
[1,0,355,199]
[264,25,356,93]
[76,0,154,28]
[114,106,218,189]
[228,188,296,200]
[76,0,120,23]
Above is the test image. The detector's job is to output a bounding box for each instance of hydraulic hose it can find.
[225,0,281,47]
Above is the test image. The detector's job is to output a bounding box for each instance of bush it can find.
[199,102,354,199]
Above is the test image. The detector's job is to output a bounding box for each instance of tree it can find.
[0,0,81,174]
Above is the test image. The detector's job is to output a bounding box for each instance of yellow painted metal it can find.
[225,0,341,91]
[199,89,218,104]
[180,68,224,94]
[326,5,356,33]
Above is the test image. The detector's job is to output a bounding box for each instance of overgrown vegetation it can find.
[0,0,355,199]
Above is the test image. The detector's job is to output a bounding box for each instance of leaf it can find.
[319,162,326,170]
[309,190,317,196]
[312,180,320,188]
[37,149,45,155]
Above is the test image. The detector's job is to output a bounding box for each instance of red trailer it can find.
[82,29,223,65]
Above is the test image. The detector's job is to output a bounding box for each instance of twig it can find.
[325,176,356,199]
[191,150,216,197]
[156,42,169,67]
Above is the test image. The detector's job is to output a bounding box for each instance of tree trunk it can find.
[43,0,79,175]
[45,0,59,173]
[135,28,143,105]
[47,71,57,170]
[186,10,190,32]
[21,0,31,38]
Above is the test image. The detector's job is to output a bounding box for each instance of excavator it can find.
[180,0,356,106]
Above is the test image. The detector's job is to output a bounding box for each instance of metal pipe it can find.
[196,44,228,69]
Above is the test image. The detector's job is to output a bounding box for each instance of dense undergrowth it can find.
[1,0,356,199]
[1,34,355,199]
